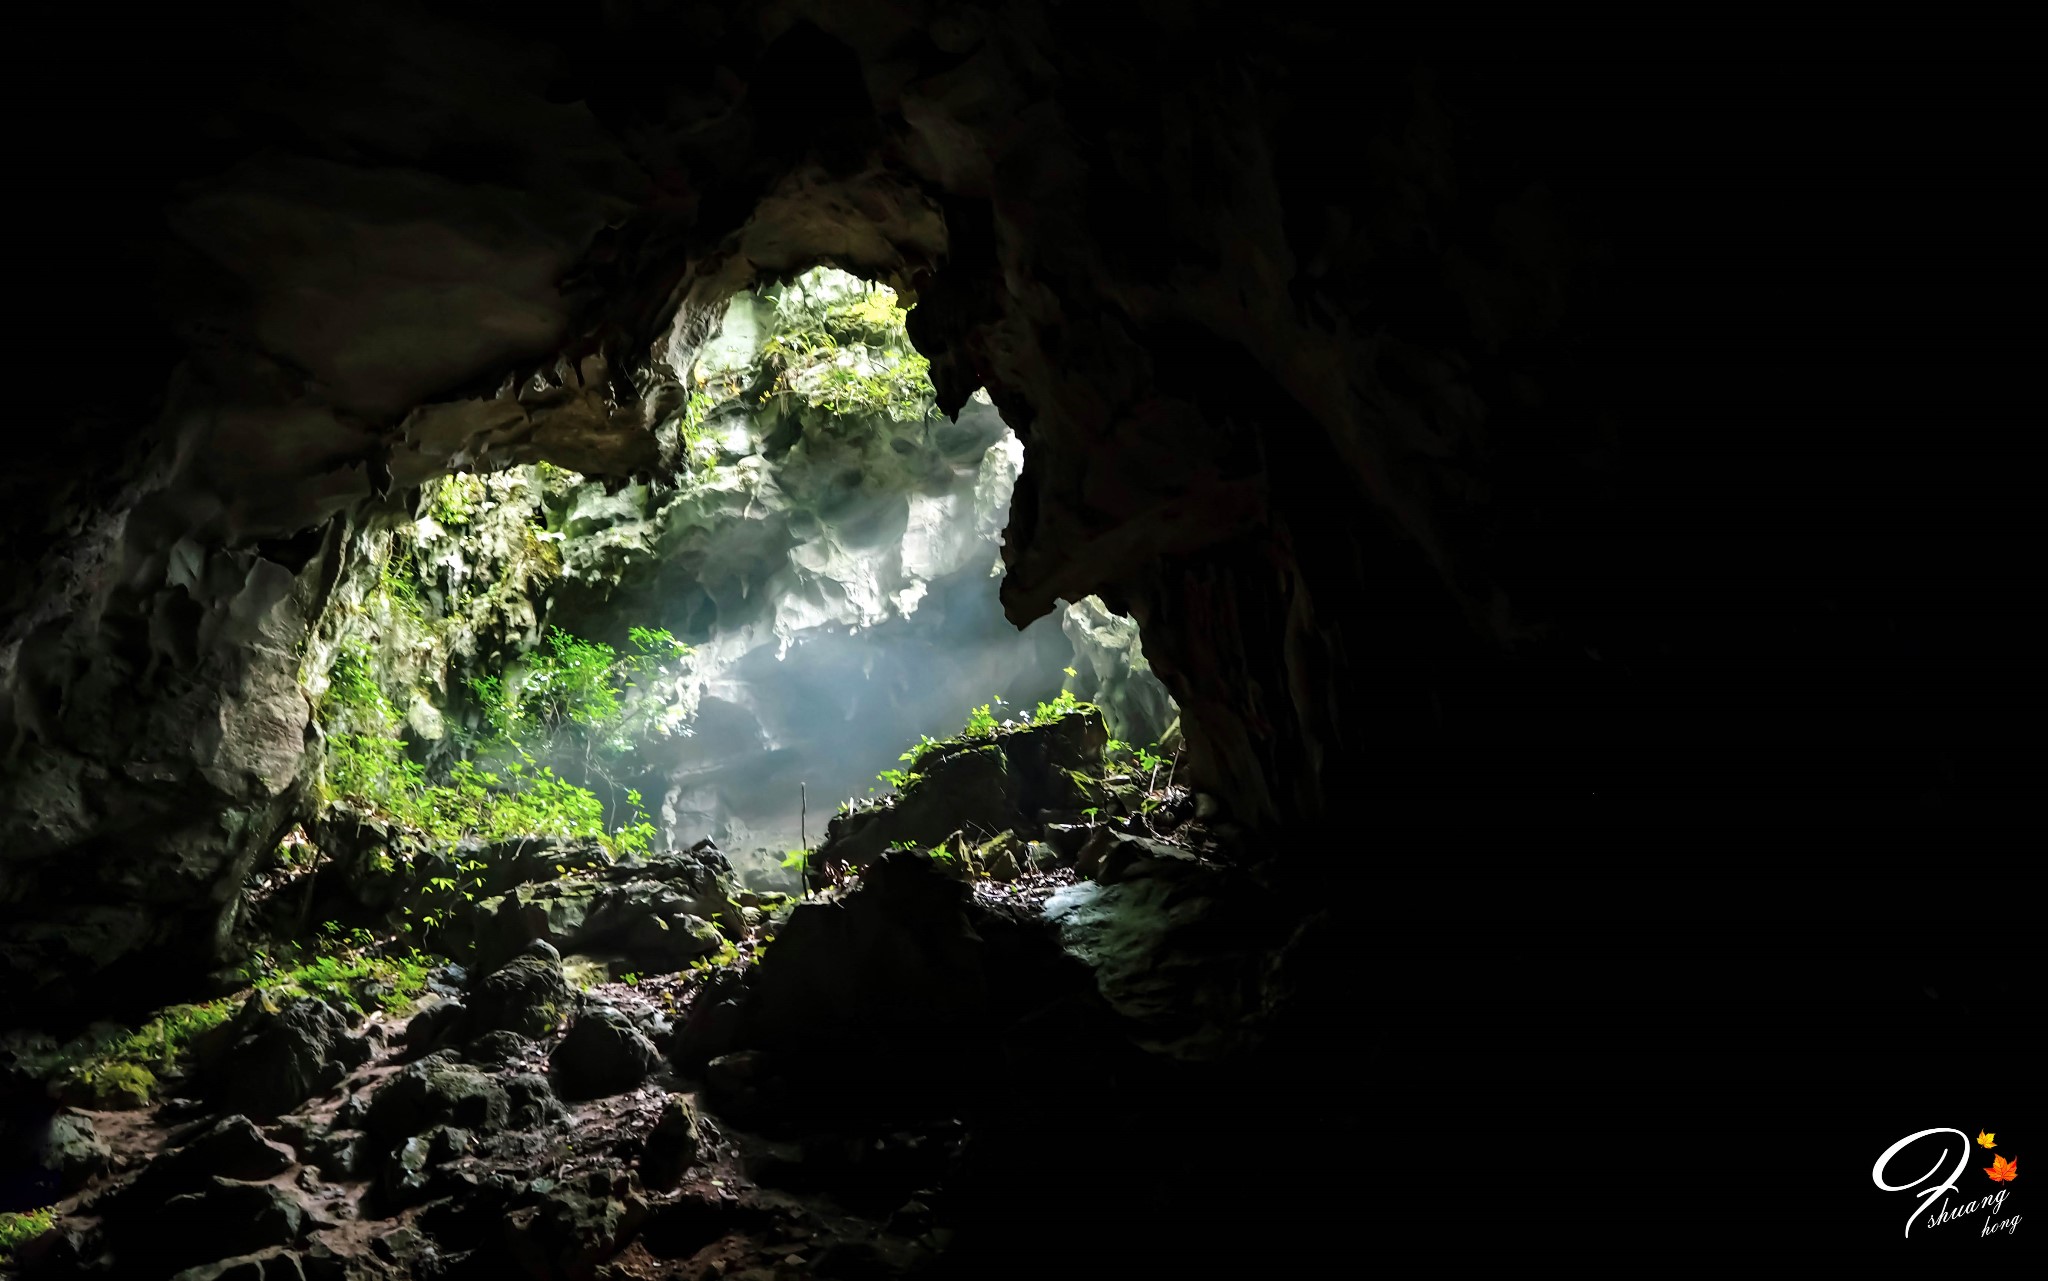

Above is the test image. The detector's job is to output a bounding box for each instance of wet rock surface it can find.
[32,1114,109,1195]
[459,853,744,976]
[550,1009,664,1102]
[2,812,1273,1279]
[202,996,372,1120]
[460,943,576,1041]
[819,709,1107,874]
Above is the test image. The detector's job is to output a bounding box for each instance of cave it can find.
[0,4,2034,1274]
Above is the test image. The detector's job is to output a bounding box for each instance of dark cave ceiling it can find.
[0,3,2031,1014]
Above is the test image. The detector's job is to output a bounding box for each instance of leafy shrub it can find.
[0,1208,56,1261]
[963,700,1001,737]
[253,948,435,1016]
[325,622,684,855]
[23,948,438,1110]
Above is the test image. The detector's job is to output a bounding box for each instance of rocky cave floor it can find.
[21,955,962,1280]
[6,715,1271,1280]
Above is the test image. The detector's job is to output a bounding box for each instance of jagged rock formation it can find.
[11,6,1625,1015]
[1,7,2028,1264]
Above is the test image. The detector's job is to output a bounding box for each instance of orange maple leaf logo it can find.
[1983,1153,2019,1183]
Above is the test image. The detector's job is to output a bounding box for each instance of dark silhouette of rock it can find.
[140,1115,296,1198]
[639,1094,701,1190]
[462,941,574,1040]
[503,1072,568,1131]
[401,997,465,1055]
[549,1008,663,1101]
[106,1178,308,1275]
[364,1056,510,1143]
[204,996,370,1119]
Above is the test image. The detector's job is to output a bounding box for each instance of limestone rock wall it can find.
[0,4,1593,1015]
[6,4,1996,1020]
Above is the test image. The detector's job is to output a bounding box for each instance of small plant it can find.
[964,699,1001,738]
[686,939,743,972]
[425,472,489,527]
[622,973,640,986]
[0,1207,57,1261]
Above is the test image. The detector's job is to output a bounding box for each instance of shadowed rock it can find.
[550,1007,663,1101]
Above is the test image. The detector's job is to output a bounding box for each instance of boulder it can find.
[1090,834,1204,885]
[503,1072,568,1130]
[135,1116,296,1202]
[330,1092,371,1131]
[463,941,574,1039]
[993,707,1109,814]
[303,1128,367,1179]
[821,744,1023,868]
[638,1094,701,1190]
[379,1125,471,1208]
[204,995,370,1118]
[496,1168,647,1281]
[109,1178,308,1274]
[463,1029,534,1068]
[701,1050,781,1122]
[549,1008,664,1101]
[466,882,603,972]
[977,831,1026,881]
[465,867,740,974]
[477,835,611,896]
[364,1056,511,1143]
[37,1111,111,1192]
[614,910,723,969]
[401,996,464,1055]
[669,1002,743,1075]
[735,852,992,1045]
[560,953,616,989]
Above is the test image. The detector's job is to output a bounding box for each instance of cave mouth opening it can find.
[294,264,1179,910]
[0,258,1224,1271]
[0,261,1209,1258]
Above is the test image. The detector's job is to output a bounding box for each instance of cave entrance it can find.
[303,267,1176,897]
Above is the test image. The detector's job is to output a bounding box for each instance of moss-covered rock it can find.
[817,708,1109,873]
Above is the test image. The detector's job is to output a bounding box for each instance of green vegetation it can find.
[875,733,941,791]
[963,698,1003,738]
[1105,737,1165,775]
[248,947,436,1016]
[686,939,742,972]
[678,267,937,456]
[308,464,668,858]
[425,472,488,527]
[15,948,437,1110]
[1,1208,56,1262]
[872,681,1119,795]
[759,272,935,422]
[473,626,689,753]
[319,619,688,856]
